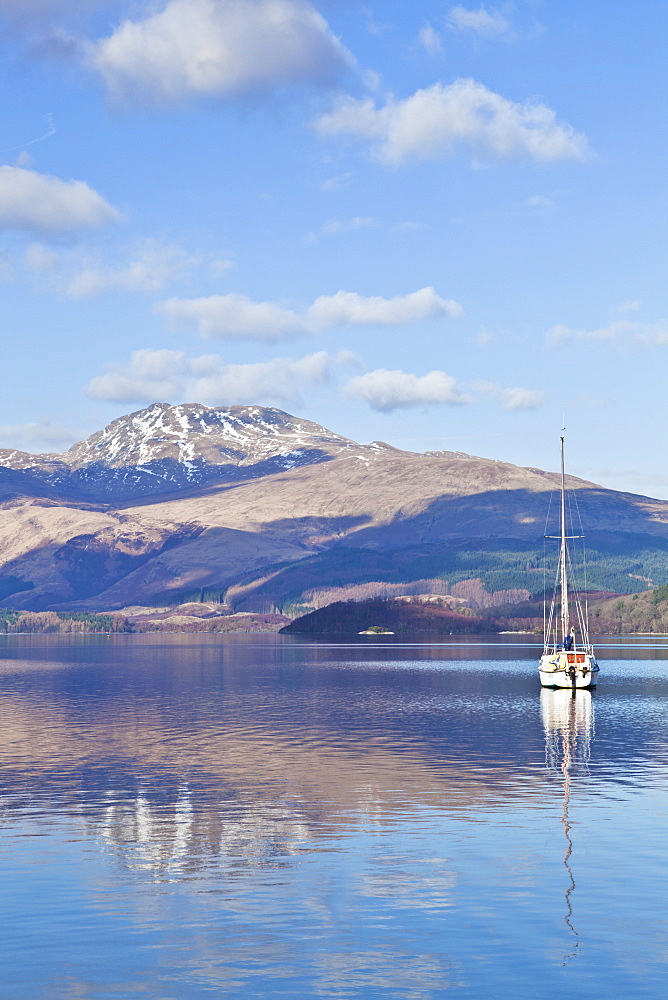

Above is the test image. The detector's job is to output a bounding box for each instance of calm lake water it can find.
[0,634,666,1000]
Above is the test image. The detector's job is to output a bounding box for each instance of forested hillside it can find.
[589,584,668,634]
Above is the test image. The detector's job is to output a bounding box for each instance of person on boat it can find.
[563,630,574,651]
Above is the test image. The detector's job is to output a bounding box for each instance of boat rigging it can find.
[538,436,600,688]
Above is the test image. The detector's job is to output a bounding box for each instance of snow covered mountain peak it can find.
[65,403,356,469]
[0,403,364,502]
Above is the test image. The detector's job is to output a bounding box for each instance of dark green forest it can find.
[150,531,668,611]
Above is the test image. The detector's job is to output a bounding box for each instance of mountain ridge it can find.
[0,400,598,490]
[0,402,401,503]
[1,403,668,613]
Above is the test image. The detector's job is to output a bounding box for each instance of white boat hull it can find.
[538,653,599,688]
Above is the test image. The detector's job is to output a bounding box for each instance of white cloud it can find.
[619,299,643,315]
[156,285,463,340]
[447,6,511,39]
[547,318,668,345]
[314,78,589,166]
[498,386,543,411]
[618,322,668,345]
[25,243,59,273]
[343,368,471,412]
[473,380,544,410]
[362,68,382,93]
[209,257,236,278]
[190,351,332,406]
[418,25,443,56]
[527,194,556,209]
[0,165,120,234]
[306,215,374,241]
[22,238,229,298]
[476,329,495,346]
[87,0,352,107]
[85,348,337,407]
[156,292,305,342]
[547,321,626,343]
[0,419,76,452]
[66,239,196,298]
[85,348,189,404]
[321,171,353,192]
[307,287,463,328]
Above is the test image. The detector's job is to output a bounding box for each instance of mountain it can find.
[0,403,365,503]
[2,403,668,612]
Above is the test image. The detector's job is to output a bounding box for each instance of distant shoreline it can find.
[3,631,667,641]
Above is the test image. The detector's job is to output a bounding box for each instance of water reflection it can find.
[0,678,547,879]
[541,689,593,963]
[541,688,593,773]
[0,636,665,886]
[0,637,555,886]
[0,637,667,999]
[94,784,311,875]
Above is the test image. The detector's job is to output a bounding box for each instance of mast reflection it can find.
[540,688,593,963]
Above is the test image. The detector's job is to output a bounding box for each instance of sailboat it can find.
[538,436,599,688]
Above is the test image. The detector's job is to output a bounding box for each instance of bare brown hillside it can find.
[1,404,668,612]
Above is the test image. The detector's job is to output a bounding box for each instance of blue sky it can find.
[0,0,666,496]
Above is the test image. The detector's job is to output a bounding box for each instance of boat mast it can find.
[560,435,570,643]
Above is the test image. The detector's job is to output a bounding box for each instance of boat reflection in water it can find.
[541,688,593,963]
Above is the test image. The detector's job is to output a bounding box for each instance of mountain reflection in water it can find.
[0,634,667,1000]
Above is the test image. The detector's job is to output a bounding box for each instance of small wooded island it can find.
[281,595,496,634]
